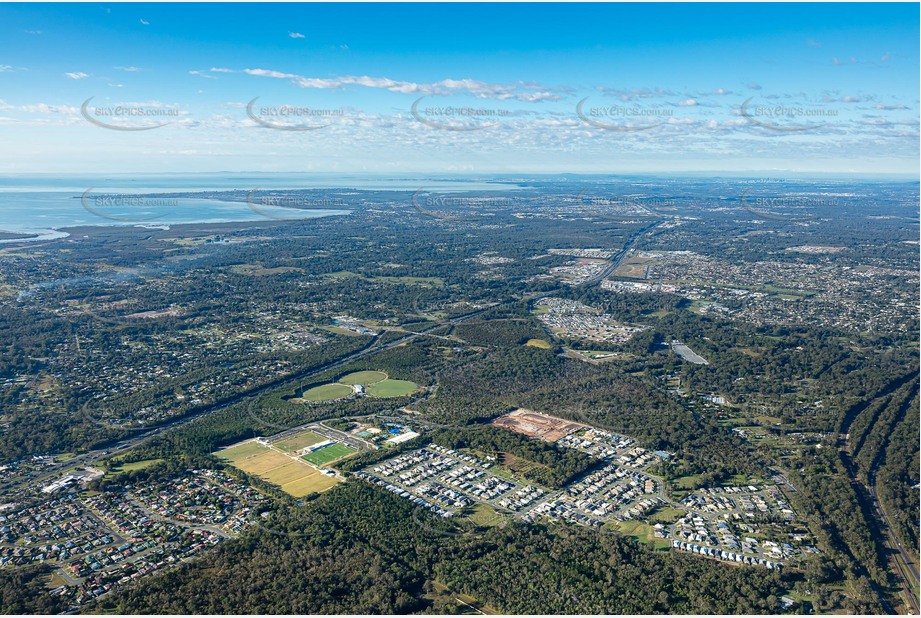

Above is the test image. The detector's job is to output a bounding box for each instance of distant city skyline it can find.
[0,2,917,175]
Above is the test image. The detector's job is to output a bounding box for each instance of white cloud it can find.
[189,70,216,79]
[241,68,562,102]
[23,29,42,35]
[806,39,822,48]
[0,65,13,73]
[139,19,150,25]
[677,98,698,107]
[20,103,80,114]
[64,72,89,80]
[288,32,305,39]
[595,87,677,101]
[115,66,141,72]
[881,52,890,62]
[210,67,234,73]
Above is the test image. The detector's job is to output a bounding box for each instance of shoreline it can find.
[0,229,70,244]
[0,210,351,245]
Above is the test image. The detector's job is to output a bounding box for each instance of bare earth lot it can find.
[491,409,585,442]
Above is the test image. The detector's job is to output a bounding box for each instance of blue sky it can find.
[0,2,917,175]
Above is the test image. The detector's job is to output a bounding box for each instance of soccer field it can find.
[274,430,327,452]
[217,440,342,497]
[217,440,268,462]
[281,473,339,497]
[301,442,357,466]
[218,442,292,474]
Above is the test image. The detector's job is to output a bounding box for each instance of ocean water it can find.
[0,173,519,241]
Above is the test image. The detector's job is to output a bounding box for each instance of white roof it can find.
[386,431,420,445]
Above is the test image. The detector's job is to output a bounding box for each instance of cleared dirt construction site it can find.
[491,409,586,442]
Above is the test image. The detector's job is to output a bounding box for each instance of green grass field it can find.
[109,458,163,475]
[217,440,340,497]
[301,383,354,402]
[274,430,327,452]
[324,326,366,337]
[301,442,358,466]
[367,379,419,397]
[468,503,506,527]
[648,506,686,524]
[339,370,388,385]
[614,521,672,550]
[280,473,339,496]
[218,440,270,462]
[675,473,707,490]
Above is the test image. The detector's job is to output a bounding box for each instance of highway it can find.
[868,466,920,614]
[837,434,917,613]
[0,302,498,496]
[4,216,663,500]
[578,220,663,287]
[4,213,669,616]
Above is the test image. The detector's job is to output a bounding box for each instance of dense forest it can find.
[788,445,890,612]
[0,565,69,615]
[0,181,916,614]
[88,481,795,615]
[429,424,597,488]
[874,394,920,558]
